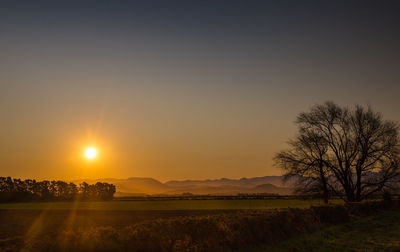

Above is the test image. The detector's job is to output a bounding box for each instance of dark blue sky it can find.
[1,1,400,180]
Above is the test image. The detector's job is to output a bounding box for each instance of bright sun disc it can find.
[85,147,97,159]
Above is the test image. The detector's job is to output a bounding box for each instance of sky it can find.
[1,1,400,181]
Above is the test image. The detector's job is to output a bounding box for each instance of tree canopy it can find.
[0,177,116,202]
[275,102,400,202]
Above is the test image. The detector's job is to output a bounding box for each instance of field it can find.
[0,198,342,211]
[0,198,398,251]
[267,209,400,251]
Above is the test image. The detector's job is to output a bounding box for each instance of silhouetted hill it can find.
[71,177,169,195]
[165,176,291,188]
[248,183,293,195]
[72,176,294,196]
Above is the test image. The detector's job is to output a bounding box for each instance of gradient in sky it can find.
[1,1,400,181]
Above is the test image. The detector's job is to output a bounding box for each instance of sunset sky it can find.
[1,1,400,181]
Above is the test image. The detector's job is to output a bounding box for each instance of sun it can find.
[85,147,97,159]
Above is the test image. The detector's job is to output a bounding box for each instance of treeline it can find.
[0,177,116,202]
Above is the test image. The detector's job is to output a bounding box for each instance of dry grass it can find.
[0,198,344,211]
[0,200,397,251]
[267,209,400,251]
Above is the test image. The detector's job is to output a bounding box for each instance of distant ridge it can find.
[72,176,294,196]
[165,176,289,188]
[71,177,169,195]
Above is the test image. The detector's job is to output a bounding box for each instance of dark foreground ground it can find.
[0,201,398,251]
[0,209,242,241]
[264,209,400,251]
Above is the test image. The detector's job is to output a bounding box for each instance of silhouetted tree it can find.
[0,177,116,202]
[275,128,330,203]
[78,182,116,201]
[275,102,400,202]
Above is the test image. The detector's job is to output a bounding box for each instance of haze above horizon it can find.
[1,1,400,181]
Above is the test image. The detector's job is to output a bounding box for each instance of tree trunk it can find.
[355,166,362,202]
[343,179,355,202]
[323,188,329,204]
[346,188,356,202]
[319,164,329,204]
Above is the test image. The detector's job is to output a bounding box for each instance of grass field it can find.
[0,199,396,251]
[0,198,343,211]
[0,209,236,239]
[267,209,400,251]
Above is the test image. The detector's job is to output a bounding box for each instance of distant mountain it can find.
[71,177,169,195]
[72,176,294,196]
[248,183,293,195]
[165,176,292,188]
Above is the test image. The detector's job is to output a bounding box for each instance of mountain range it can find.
[72,176,295,196]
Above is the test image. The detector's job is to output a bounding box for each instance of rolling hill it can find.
[72,176,294,196]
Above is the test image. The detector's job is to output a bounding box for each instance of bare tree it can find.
[275,102,400,202]
[275,124,330,203]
